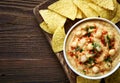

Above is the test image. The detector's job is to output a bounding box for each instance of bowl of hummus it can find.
[63,17,120,79]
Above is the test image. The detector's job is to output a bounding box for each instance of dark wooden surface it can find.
[0,0,69,83]
[33,1,78,83]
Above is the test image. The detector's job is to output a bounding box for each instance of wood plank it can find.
[0,60,69,83]
[0,13,37,26]
[0,0,48,18]
[0,0,69,83]
[0,23,53,58]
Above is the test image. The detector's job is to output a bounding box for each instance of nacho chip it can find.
[73,0,99,17]
[111,15,120,23]
[48,0,77,20]
[91,0,114,10]
[111,3,120,23]
[39,9,66,34]
[116,3,120,17]
[105,68,120,83]
[88,2,115,20]
[76,8,83,19]
[40,21,52,34]
[112,0,118,15]
[77,76,101,83]
[51,27,65,53]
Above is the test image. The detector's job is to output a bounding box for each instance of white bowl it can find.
[63,17,120,80]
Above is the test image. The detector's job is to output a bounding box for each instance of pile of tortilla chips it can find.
[39,0,120,53]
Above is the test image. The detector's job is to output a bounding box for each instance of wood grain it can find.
[0,0,69,83]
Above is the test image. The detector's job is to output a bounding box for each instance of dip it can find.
[64,18,120,78]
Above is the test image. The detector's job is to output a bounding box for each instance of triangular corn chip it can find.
[112,0,118,15]
[73,0,99,17]
[39,9,66,34]
[51,27,65,53]
[116,3,120,17]
[40,21,52,34]
[76,8,83,19]
[48,0,77,20]
[111,3,120,23]
[111,15,120,23]
[88,2,115,20]
[91,0,114,10]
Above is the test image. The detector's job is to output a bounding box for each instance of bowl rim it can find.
[63,17,120,80]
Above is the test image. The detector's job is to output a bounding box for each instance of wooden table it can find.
[0,0,69,83]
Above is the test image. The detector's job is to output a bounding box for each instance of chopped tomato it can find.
[102,30,107,35]
[68,51,75,57]
[71,46,75,50]
[94,28,98,33]
[79,62,83,64]
[101,36,106,46]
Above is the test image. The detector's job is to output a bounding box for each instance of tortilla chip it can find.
[40,21,52,34]
[116,3,120,17]
[111,3,120,23]
[111,15,120,23]
[76,8,83,19]
[48,0,77,20]
[51,27,65,53]
[77,76,101,83]
[88,2,115,20]
[91,0,114,10]
[105,68,120,83]
[39,9,66,34]
[111,0,118,19]
[112,0,118,14]
[73,0,99,17]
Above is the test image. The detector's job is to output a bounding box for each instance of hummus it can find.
[65,20,120,76]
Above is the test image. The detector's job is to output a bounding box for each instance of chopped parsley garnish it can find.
[105,35,112,49]
[87,32,91,37]
[75,46,80,51]
[106,35,111,44]
[104,57,112,63]
[92,42,100,49]
[89,26,95,29]
[84,25,96,37]
[89,65,94,68]
[92,53,97,56]
[86,27,89,32]
[75,46,83,52]
[80,49,83,52]
[92,43,97,48]
[91,49,95,53]
[88,58,95,64]
[107,63,111,67]
[109,45,112,49]
[91,42,101,53]
[83,70,86,74]
[86,26,95,37]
